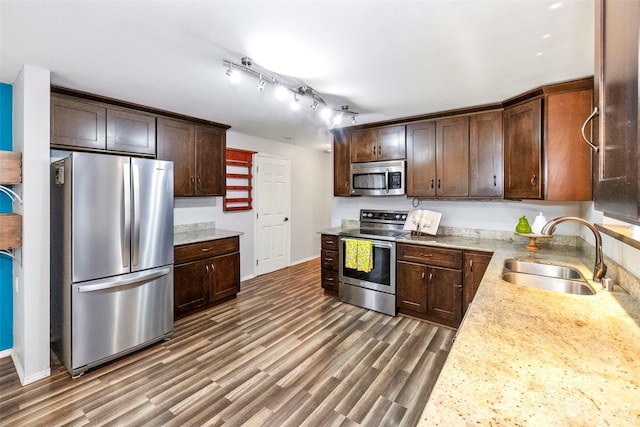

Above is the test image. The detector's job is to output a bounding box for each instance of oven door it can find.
[338,237,396,294]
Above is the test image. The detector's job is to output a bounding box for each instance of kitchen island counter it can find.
[418,242,640,425]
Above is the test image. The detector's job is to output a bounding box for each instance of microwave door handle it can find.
[385,169,389,193]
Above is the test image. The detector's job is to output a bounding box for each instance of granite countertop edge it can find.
[174,228,244,246]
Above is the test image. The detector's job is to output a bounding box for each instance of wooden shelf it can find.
[224,149,256,212]
[0,151,22,184]
[0,213,22,250]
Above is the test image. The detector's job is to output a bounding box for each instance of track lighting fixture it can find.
[226,63,240,83]
[257,75,266,92]
[223,56,359,127]
[351,115,357,124]
[290,94,301,111]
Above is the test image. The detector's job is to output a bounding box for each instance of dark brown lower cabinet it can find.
[397,243,493,328]
[174,237,240,319]
[320,234,339,294]
[463,251,492,314]
[396,243,464,328]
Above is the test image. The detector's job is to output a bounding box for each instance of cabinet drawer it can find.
[175,237,239,264]
[321,249,339,271]
[321,234,339,251]
[321,269,339,291]
[396,243,462,269]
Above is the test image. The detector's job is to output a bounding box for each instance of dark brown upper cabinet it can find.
[593,0,640,224]
[503,99,542,199]
[406,116,469,198]
[332,128,352,196]
[350,125,406,163]
[470,111,503,198]
[504,81,593,201]
[157,117,226,197]
[106,108,156,156]
[51,93,155,156]
[51,94,107,151]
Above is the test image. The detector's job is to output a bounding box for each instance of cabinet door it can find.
[333,129,352,196]
[427,267,463,325]
[378,126,406,160]
[210,252,240,301]
[504,99,542,199]
[545,90,593,201]
[470,111,503,197]
[397,261,428,313]
[174,259,208,317]
[594,0,640,221]
[436,117,469,197]
[106,108,156,156]
[51,95,106,150]
[195,125,226,196]
[463,251,492,314]
[157,118,195,197]
[351,129,378,163]
[406,121,437,197]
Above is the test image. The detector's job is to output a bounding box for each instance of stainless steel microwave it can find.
[351,160,406,196]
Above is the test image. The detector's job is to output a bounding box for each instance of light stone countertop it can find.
[418,242,640,426]
[174,223,243,246]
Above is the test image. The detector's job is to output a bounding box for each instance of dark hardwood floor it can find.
[0,258,454,426]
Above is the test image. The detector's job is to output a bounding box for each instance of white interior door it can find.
[255,155,291,276]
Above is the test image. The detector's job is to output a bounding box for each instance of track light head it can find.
[351,115,357,124]
[310,101,319,111]
[226,64,240,83]
[290,94,301,111]
[257,75,266,92]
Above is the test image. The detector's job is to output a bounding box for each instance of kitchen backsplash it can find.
[174,221,215,234]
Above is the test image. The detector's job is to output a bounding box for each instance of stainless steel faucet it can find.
[541,216,607,282]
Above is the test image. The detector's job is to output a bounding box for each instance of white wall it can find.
[11,65,50,385]
[174,131,333,280]
[332,196,584,234]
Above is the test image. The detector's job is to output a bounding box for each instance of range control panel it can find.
[360,210,408,225]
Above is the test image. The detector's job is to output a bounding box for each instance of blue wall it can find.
[0,83,13,351]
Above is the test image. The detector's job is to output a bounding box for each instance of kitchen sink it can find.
[502,259,596,296]
[503,259,583,280]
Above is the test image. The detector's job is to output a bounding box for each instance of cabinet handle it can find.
[403,300,421,307]
[456,284,463,289]
[211,264,214,272]
[493,175,497,187]
[470,259,474,271]
[326,276,334,282]
[190,176,195,184]
[205,264,209,275]
[421,253,433,258]
[429,273,433,282]
[201,248,211,252]
[580,107,600,153]
[421,272,425,280]
[325,257,334,262]
[530,174,537,188]
[437,179,441,189]
[372,146,376,155]
[377,145,381,156]
[430,179,434,189]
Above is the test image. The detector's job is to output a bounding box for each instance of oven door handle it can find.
[339,237,393,249]
[385,169,389,193]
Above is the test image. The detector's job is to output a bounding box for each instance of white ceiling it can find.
[0,0,594,151]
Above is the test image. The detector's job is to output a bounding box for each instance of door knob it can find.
[284,217,289,222]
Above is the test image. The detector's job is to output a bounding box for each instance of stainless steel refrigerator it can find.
[50,152,174,377]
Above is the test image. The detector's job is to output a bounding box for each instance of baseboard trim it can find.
[290,256,320,266]
[11,352,51,386]
[0,348,11,359]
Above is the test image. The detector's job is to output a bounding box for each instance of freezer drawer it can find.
[70,266,173,375]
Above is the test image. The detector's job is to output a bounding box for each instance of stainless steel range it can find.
[338,209,409,316]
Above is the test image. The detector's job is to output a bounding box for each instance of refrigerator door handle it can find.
[132,163,141,267]
[122,164,131,268]
[77,267,171,293]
